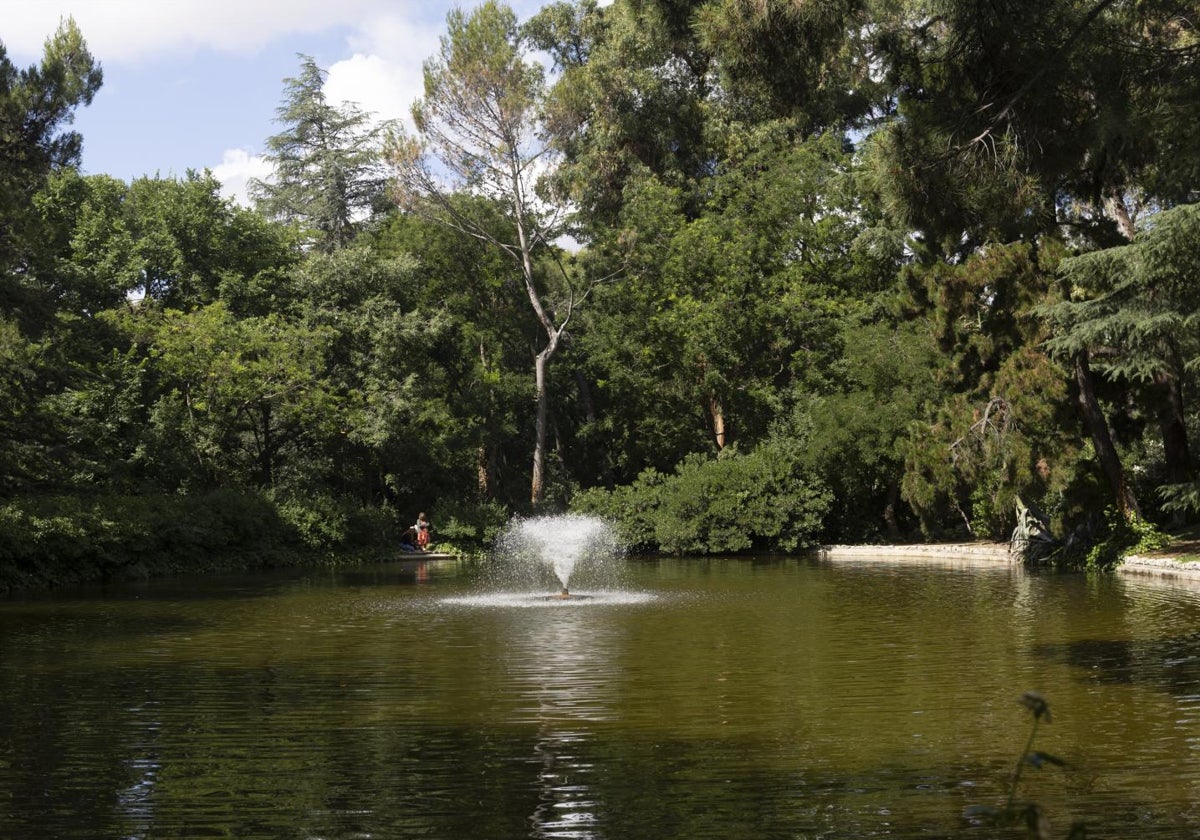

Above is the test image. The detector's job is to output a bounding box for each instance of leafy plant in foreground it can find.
[965,693,1085,839]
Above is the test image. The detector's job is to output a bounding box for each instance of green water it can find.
[2,556,1200,838]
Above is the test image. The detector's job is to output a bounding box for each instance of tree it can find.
[572,128,880,477]
[0,17,102,338]
[0,18,102,291]
[391,1,604,507]
[526,0,720,230]
[373,204,539,504]
[692,0,883,130]
[864,0,1200,252]
[141,302,340,491]
[35,170,296,313]
[862,0,1200,527]
[1045,202,1200,520]
[0,21,103,496]
[251,56,394,252]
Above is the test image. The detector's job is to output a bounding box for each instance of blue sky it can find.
[3,0,555,203]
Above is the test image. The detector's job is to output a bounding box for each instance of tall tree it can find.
[1045,202,1200,518]
[864,0,1200,525]
[527,0,719,231]
[1,18,101,327]
[251,56,394,253]
[0,20,101,495]
[36,170,296,313]
[373,204,537,505]
[391,1,602,507]
[139,302,340,492]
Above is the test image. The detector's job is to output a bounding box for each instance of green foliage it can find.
[0,491,294,592]
[693,0,882,129]
[965,693,1086,839]
[895,242,1085,539]
[795,318,942,541]
[865,0,1200,252]
[1083,509,1172,570]
[0,19,102,287]
[268,489,360,551]
[7,7,1200,587]
[1046,203,1200,382]
[1160,481,1200,517]
[427,499,512,554]
[139,302,341,490]
[573,442,831,555]
[251,56,395,252]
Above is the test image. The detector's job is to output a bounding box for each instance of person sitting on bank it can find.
[398,526,421,553]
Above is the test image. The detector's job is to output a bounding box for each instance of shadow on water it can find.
[1034,632,1200,695]
[2,557,465,607]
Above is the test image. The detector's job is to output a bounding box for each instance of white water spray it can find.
[473,513,634,603]
[517,514,614,589]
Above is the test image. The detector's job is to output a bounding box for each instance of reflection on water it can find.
[3,558,1200,837]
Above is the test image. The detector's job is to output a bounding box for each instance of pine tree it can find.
[250,56,394,252]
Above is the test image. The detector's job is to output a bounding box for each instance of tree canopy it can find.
[5,0,1200,589]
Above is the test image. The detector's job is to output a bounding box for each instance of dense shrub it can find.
[573,443,831,555]
[428,499,511,553]
[0,490,297,591]
[1083,509,1171,570]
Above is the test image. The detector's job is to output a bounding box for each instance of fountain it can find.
[445,513,654,607]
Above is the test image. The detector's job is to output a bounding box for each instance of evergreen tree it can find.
[1045,202,1200,518]
[0,18,102,328]
[250,56,394,252]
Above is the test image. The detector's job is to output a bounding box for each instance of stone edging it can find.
[820,543,1200,583]
[819,543,1012,562]
[1120,555,1200,579]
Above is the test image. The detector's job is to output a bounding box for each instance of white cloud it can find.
[324,52,418,127]
[1,0,425,63]
[322,12,448,128]
[4,0,567,185]
[210,148,272,207]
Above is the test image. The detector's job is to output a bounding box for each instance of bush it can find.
[427,499,510,553]
[572,469,666,553]
[269,489,354,550]
[572,443,832,555]
[0,490,297,591]
[1085,509,1171,570]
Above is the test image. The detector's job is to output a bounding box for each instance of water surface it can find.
[3,556,1200,838]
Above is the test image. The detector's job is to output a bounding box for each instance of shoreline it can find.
[820,542,1011,562]
[820,542,1200,582]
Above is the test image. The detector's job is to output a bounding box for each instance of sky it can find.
[1,0,557,205]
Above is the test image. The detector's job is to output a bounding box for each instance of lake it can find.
[2,554,1199,838]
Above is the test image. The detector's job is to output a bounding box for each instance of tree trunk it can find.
[1075,351,1141,519]
[883,479,901,541]
[1158,341,1192,486]
[1159,376,1191,484]
[477,444,491,499]
[575,369,596,424]
[709,395,727,450]
[1157,344,1192,528]
[531,346,552,507]
[259,402,273,487]
[1104,188,1137,240]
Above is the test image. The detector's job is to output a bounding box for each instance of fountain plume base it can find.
[541,590,593,602]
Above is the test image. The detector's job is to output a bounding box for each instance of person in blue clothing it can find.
[398,526,421,553]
